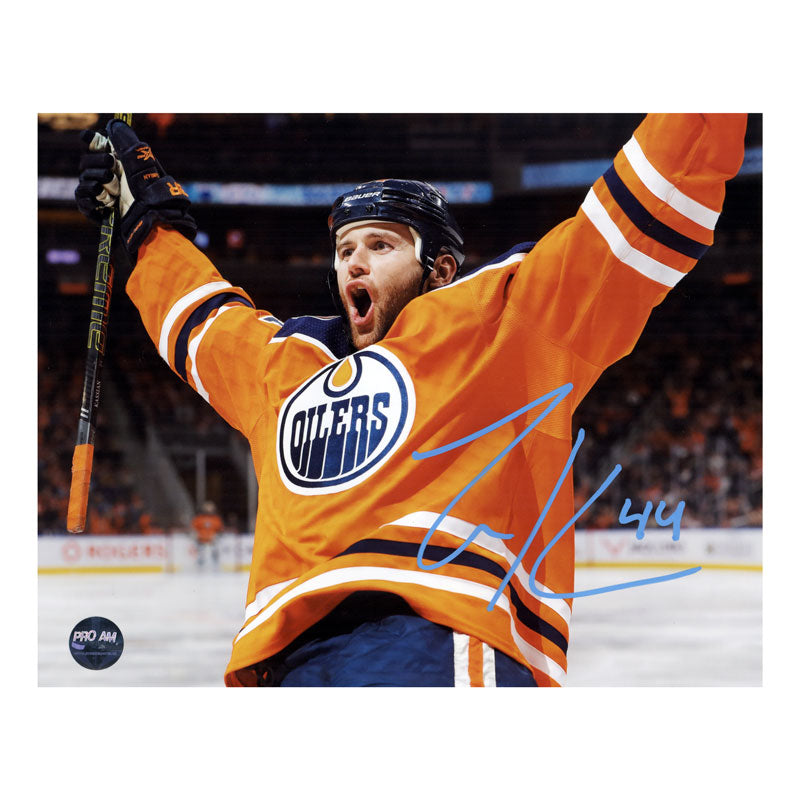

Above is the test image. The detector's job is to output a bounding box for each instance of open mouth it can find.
[347,284,374,324]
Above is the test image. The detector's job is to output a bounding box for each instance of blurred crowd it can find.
[112,349,234,446]
[573,287,762,530]
[37,349,161,534]
[37,343,244,535]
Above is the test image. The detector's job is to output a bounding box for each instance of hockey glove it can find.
[75,120,197,259]
[74,132,120,226]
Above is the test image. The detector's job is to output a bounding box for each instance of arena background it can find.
[38,113,762,538]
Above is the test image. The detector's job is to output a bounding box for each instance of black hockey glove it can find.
[74,134,119,226]
[75,120,197,260]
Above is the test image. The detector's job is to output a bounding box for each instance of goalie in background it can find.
[192,501,224,570]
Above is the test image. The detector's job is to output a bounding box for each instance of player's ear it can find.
[425,253,458,291]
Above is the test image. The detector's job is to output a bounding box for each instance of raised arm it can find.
[75,120,294,437]
[506,113,747,397]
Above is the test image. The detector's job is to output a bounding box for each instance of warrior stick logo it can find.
[277,346,415,494]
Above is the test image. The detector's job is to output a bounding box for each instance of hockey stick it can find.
[67,113,134,533]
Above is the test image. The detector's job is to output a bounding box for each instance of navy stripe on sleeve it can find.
[602,165,709,260]
[337,538,568,655]
[173,292,255,381]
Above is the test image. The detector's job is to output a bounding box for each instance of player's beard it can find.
[346,269,423,350]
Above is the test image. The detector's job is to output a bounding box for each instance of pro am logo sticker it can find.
[277,346,415,494]
[69,617,124,670]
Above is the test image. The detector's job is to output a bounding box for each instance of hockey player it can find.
[192,501,224,569]
[75,114,747,686]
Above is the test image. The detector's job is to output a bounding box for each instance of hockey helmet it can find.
[326,179,465,312]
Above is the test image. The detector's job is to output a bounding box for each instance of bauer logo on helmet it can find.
[343,191,382,203]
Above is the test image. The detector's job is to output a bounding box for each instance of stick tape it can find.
[67,443,94,533]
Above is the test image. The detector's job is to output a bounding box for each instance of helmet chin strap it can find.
[417,267,431,297]
[410,227,432,296]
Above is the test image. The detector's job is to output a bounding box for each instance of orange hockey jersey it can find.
[126,114,747,686]
[192,512,224,544]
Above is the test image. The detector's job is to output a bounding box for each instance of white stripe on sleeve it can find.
[158,281,233,364]
[187,305,235,402]
[623,135,720,230]
[581,188,687,288]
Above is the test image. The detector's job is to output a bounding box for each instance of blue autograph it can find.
[412,382,700,609]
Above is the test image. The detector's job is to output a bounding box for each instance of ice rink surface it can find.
[38,565,761,687]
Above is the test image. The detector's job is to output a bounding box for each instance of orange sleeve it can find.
[504,113,747,396]
[126,226,284,436]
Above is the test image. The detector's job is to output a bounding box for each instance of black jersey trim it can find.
[603,165,709,260]
[336,537,568,655]
[276,316,355,360]
[456,242,537,280]
[174,292,254,381]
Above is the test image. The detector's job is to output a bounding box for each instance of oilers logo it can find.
[277,346,416,494]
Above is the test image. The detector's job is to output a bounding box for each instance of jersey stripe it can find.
[456,242,536,279]
[382,511,572,625]
[339,538,569,653]
[235,565,502,642]
[270,332,339,361]
[174,293,255,381]
[468,636,485,686]
[439,248,530,293]
[232,564,567,683]
[158,280,232,364]
[622,135,720,230]
[271,316,353,361]
[507,616,566,684]
[453,632,470,686]
[602,165,710,260]
[243,577,299,625]
[482,642,497,687]
[581,188,687,287]
[187,305,236,402]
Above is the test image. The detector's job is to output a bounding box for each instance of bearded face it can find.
[335,222,424,350]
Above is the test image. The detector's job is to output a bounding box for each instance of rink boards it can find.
[38,528,761,574]
[38,532,254,574]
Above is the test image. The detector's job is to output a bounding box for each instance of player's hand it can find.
[75,120,197,260]
[74,130,119,226]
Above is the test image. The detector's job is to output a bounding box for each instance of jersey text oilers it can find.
[125,114,747,686]
[276,347,415,494]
